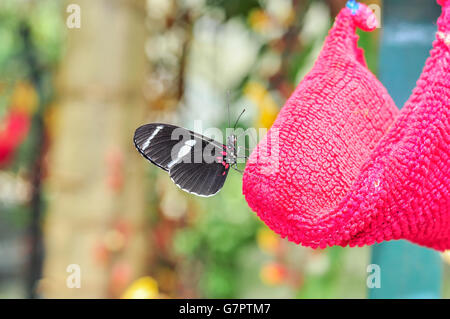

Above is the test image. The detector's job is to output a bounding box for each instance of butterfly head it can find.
[226,134,238,162]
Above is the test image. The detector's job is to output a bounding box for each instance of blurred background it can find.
[0,0,449,298]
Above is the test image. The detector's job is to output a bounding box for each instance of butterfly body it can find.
[134,123,239,197]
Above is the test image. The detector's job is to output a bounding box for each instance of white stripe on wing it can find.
[142,125,163,150]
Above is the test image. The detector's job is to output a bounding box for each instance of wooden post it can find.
[42,0,150,298]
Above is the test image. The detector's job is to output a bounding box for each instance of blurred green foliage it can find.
[0,1,64,83]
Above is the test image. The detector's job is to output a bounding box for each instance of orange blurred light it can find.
[260,262,286,286]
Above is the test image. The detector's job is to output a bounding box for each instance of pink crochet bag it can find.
[243,1,450,251]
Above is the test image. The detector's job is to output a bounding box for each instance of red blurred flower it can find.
[0,110,30,167]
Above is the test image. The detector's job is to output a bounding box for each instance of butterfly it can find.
[133,110,246,197]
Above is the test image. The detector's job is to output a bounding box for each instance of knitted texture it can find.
[243,2,450,250]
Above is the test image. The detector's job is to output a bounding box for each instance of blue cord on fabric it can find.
[346,0,360,14]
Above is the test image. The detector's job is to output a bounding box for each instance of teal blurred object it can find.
[370,0,442,299]
[370,242,442,298]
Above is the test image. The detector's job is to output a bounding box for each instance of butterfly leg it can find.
[231,163,244,174]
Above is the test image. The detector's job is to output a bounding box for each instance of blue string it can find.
[346,0,359,14]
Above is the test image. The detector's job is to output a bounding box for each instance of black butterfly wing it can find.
[134,123,230,196]
[134,123,189,171]
[169,141,230,197]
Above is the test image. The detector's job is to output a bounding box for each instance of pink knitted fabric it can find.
[243,2,450,251]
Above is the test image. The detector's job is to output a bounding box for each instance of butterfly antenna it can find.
[233,109,246,130]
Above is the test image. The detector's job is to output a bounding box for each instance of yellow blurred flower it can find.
[11,82,38,114]
[256,227,279,255]
[121,276,159,299]
[244,81,278,128]
[248,9,271,33]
